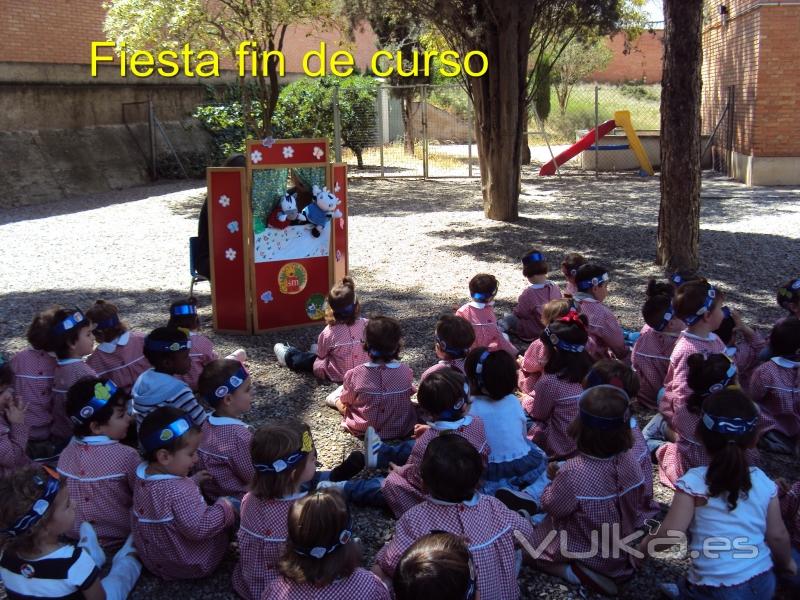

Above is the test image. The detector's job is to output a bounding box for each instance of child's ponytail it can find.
[325,277,359,326]
[685,353,737,414]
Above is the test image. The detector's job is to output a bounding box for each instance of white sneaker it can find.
[315,480,347,491]
[325,386,343,408]
[112,534,137,564]
[78,521,106,568]
[365,426,382,469]
[274,343,290,367]
[309,343,319,355]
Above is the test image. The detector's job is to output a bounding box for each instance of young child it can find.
[49,308,98,443]
[638,388,795,599]
[518,298,578,395]
[56,378,139,549]
[498,248,563,342]
[456,273,518,358]
[0,355,33,476]
[196,359,254,501]
[264,489,391,599]
[561,252,585,297]
[274,277,370,383]
[168,298,216,391]
[713,306,765,393]
[11,309,58,453]
[393,532,475,600]
[373,434,535,600]
[335,316,417,440]
[750,316,800,455]
[132,327,207,426]
[85,300,150,394]
[464,347,546,496]
[631,279,685,409]
[572,263,627,360]
[777,277,800,321]
[381,368,489,517]
[778,477,800,593]
[522,312,592,459]
[524,385,646,595]
[131,406,237,580]
[0,466,141,599]
[419,314,474,381]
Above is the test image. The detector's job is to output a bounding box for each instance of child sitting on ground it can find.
[132,327,207,426]
[57,378,139,549]
[778,476,800,594]
[777,278,800,322]
[132,407,237,580]
[195,359,255,501]
[374,435,535,600]
[419,314,474,381]
[572,264,627,360]
[274,277,370,383]
[456,273,518,358]
[334,316,417,440]
[561,252,586,297]
[518,298,579,394]
[499,248,563,342]
[264,489,391,599]
[49,308,98,443]
[713,306,765,392]
[393,532,475,600]
[85,300,150,394]
[0,355,32,476]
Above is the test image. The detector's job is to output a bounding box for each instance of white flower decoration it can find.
[250,150,263,164]
[312,146,324,160]
[282,145,294,159]
[261,136,275,148]
[334,182,341,193]
[225,248,237,261]
[218,194,231,208]
[261,291,273,303]
[227,220,239,234]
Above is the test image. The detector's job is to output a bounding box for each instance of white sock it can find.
[102,554,142,600]
[77,522,106,568]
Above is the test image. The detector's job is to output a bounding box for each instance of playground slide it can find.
[539,119,616,176]
[613,110,654,176]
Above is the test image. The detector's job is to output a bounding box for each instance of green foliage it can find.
[193,103,246,165]
[533,58,552,122]
[551,37,614,116]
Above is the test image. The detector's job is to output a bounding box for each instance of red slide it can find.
[538,119,616,176]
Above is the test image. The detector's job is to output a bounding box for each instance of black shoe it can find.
[495,487,538,514]
[311,228,321,238]
[329,451,366,482]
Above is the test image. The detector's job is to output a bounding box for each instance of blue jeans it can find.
[305,472,386,508]
[285,347,316,372]
[376,439,415,469]
[642,413,669,455]
[679,569,775,600]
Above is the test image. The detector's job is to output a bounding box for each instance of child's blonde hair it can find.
[541,298,575,326]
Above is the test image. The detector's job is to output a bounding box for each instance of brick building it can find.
[590,29,664,84]
[702,0,800,185]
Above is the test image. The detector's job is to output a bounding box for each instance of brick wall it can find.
[589,29,664,84]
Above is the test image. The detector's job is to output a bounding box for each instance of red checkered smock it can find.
[0,413,33,477]
[630,421,660,525]
[197,415,254,501]
[11,348,57,441]
[529,451,646,580]
[779,480,800,549]
[420,358,466,382]
[572,296,627,360]
[727,332,767,393]
[456,302,518,358]
[660,331,726,427]
[176,333,218,391]
[749,358,800,438]
[375,494,534,600]
[518,340,547,395]
[512,282,563,341]
[233,492,307,600]
[340,362,417,439]
[86,331,150,395]
[631,325,681,409]
[262,569,391,600]
[382,415,490,517]
[131,463,236,580]
[56,435,140,548]
[52,359,98,441]
[655,405,708,490]
[312,318,370,383]
[523,374,583,459]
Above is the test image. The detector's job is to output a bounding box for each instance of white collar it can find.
[75,435,115,446]
[97,331,130,353]
[429,493,480,507]
[365,361,401,368]
[208,414,247,427]
[136,462,181,480]
[57,358,83,366]
[573,293,598,303]
[189,331,198,337]
[429,415,473,430]
[279,491,309,501]
[528,280,553,289]
[772,356,800,368]
[468,300,493,309]
[683,331,717,342]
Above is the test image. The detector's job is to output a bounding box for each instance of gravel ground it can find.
[1,168,799,599]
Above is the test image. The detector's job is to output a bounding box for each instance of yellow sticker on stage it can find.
[278,262,308,295]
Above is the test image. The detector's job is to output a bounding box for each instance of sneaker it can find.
[315,480,347,491]
[658,583,680,599]
[365,426,383,469]
[495,488,538,515]
[274,343,290,367]
[112,534,137,565]
[571,562,618,596]
[329,451,365,482]
[325,386,343,408]
[309,343,319,355]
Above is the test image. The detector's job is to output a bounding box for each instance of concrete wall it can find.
[578,130,712,171]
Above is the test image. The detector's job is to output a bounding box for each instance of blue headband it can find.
[670,273,686,286]
[92,315,120,331]
[522,252,544,265]
[332,303,356,319]
[52,309,86,335]
[471,284,498,302]
[255,431,314,473]
[578,385,630,430]
[437,381,472,421]
[142,416,193,453]
[700,361,737,397]
[435,335,467,359]
[1,468,61,538]
[474,350,492,391]
[577,271,609,291]
[368,346,396,361]
[144,338,191,353]
[653,305,675,332]
[682,287,718,326]
[170,304,197,317]
[294,516,353,559]
[71,380,117,425]
[208,365,249,405]
[702,412,757,435]
[544,326,586,353]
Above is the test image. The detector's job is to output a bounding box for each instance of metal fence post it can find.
[332,86,342,162]
[378,86,385,178]
[421,85,429,179]
[594,84,599,179]
[148,98,157,179]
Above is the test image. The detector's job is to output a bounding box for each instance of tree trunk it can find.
[520,124,531,165]
[354,148,364,168]
[402,95,416,156]
[657,0,703,271]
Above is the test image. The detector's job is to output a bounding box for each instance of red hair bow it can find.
[558,309,585,329]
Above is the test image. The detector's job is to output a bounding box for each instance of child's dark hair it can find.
[143,327,189,370]
[250,421,313,500]
[0,466,62,556]
[642,292,674,331]
[696,388,759,510]
[464,347,517,399]
[434,314,475,359]
[420,434,483,503]
[646,278,676,299]
[278,489,361,587]
[418,369,469,422]
[197,358,244,408]
[770,316,800,357]
[167,297,200,330]
[669,270,702,288]
[26,307,60,351]
[363,316,402,362]
[686,353,737,414]
[672,279,723,323]
[567,386,633,457]
[541,315,592,383]
[522,247,548,277]
[325,277,360,326]
[0,356,13,388]
[139,406,201,462]
[468,273,498,302]
[85,300,128,343]
[583,359,640,400]
[561,253,586,279]
[777,278,800,312]
[66,378,130,437]
[714,312,736,346]
[574,263,609,292]
[48,307,91,359]
[394,532,473,600]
